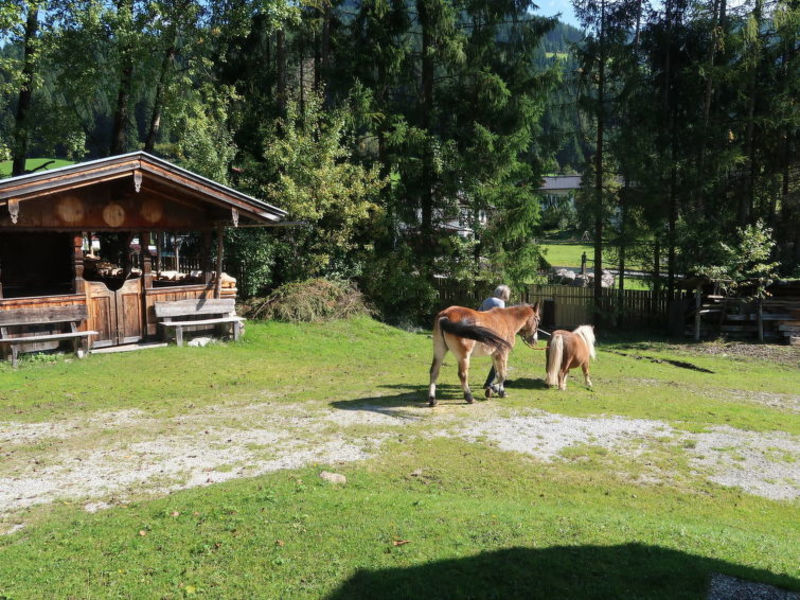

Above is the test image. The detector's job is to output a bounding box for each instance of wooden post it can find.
[73,233,85,294]
[694,288,701,341]
[215,224,224,299]
[141,232,153,289]
[757,297,764,342]
[156,232,162,273]
[202,230,213,285]
[174,236,181,272]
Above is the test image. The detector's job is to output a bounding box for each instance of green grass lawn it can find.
[541,242,595,268]
[541,243,651,290]
[0,318,799,599]
[0,157,74,177]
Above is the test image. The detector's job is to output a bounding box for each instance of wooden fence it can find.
[522,285,685,330]
[433,280,686,331]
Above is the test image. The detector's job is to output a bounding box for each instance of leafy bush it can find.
[245,278,373,322]
[359,248,439,325]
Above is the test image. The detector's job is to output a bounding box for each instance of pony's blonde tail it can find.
[545,334,563,387]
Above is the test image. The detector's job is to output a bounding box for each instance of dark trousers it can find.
[484,366,496,389]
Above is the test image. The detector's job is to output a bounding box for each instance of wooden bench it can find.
[154,298,245,347]
[0,305,98,368]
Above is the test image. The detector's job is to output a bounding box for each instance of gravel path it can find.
[1,401,799,532]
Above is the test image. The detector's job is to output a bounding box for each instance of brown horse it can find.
[544,325,596,390]
[428,303,541,406]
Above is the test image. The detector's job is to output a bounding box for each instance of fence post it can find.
[757,297,764,342]
[694,288,702,341]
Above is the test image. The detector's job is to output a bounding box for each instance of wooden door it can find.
[88,279,143,347]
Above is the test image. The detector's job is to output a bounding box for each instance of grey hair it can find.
[493,285,511,301]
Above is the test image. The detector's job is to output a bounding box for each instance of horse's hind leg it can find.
[494,353,509,398]
[582,363,592,388]
[429,357,443,406]
[458,357,474,404]
[559,369,568,391]
[428,335,447,406]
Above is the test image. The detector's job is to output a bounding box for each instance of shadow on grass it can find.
[509,377,550,391]
[331,377,551,414]
[330,384,463,413]
[324,543,800,600]
[606,350,715,373]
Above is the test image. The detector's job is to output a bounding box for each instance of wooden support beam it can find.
[215,224,223,299]
[202,230,213,284]
[73,233,85,294]
[141,231,153,289]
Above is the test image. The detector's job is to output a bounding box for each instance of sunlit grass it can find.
[0,157,74,177]
[0,318,798,598]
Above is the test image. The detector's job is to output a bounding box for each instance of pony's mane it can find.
[573,325,596,359]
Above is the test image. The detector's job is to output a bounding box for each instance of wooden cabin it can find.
[0,152,286,354]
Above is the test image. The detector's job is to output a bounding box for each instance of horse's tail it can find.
[545,334,564,387]
[575,325,596,360]
[438,317,511,351]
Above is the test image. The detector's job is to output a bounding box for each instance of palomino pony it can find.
[544,325,596,390]
[428,303,541,406]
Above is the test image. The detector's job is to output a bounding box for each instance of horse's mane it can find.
[573,325,596,359]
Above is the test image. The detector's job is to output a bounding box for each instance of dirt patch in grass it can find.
[679,341,800,367]
[686,426,800,500]
[2,401,799,533]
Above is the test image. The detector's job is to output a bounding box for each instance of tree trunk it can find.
[667,157,678,302]
[634,0,643,51]
[299,41,305,118]
[662,0,678,312]
[321,1,331,100]
[593,0,606,323]
[276,28,287,114]
[144,41,176,153]
[617,182,628,328]
[742,0,763,225]
[314,28,322,94]
[653,238,661,295]
[11,5,40,177]
[696,0,720,215]
[417,0,435,273]
[110,0,134,155]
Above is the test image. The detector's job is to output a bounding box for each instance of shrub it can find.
[245,278,373,322]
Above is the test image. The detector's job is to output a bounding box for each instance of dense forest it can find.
[1,0,798,322]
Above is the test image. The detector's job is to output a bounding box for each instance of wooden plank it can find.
[1,331,97,343]
[159,316,244,327]
[153,298,236,318]
[0,305,88,326]
[0,295,85,309]
[0,162,136,200]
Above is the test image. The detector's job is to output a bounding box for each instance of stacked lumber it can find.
[777,308,800,346]
[213,272,237,289]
